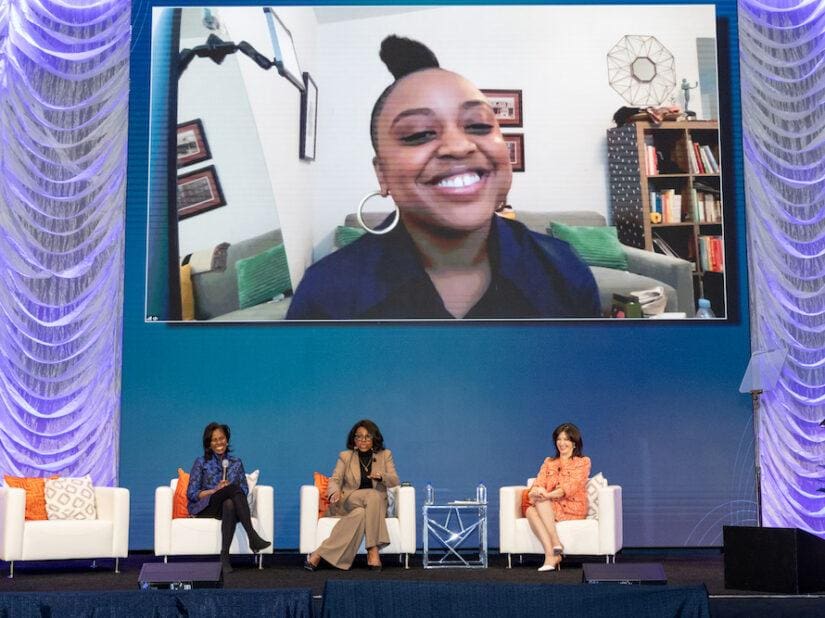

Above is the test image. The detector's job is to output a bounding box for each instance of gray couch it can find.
[342,211,694,317]
[188,229,292,321]
[517,211,694,316]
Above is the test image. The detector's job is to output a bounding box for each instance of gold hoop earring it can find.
[357,191,399,235]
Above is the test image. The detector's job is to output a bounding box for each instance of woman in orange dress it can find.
[522,422,590,571]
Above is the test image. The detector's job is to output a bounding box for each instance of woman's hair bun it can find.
[379,35,439,80]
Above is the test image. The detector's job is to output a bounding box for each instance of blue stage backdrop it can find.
[122,0,752,550]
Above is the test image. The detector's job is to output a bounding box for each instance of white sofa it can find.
[499,477,623,568]
[0,485,129,578]
[154,479,274,568]
[299,485,416,568]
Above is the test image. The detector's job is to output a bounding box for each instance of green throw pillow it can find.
[548,222,628,270]
[235,243,292,309]
[335,225,366,248]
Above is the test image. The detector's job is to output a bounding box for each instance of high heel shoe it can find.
[220,552,234,575]
[368,563,383,572]
[538,555,562,572]
[303,554,318,572]
[552,545,564,556]
[249,531,271,553]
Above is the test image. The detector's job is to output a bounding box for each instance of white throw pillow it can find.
[387,486,397,518]
[45,475,97,520]
[586,473,608,520]
[246,469,259,511]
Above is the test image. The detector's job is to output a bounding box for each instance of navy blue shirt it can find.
[287,215,600,320]
[187,453,248,516]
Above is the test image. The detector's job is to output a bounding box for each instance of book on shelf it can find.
[649,189,682,223]
[691,190,722,223]
[698,147,710,174]
[692,142,706,173]
[698,235,724,272]
[700,145,719,173]
[644,135,658,175]
[686,140,699,174]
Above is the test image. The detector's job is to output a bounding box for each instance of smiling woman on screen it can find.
[287,35,599,320]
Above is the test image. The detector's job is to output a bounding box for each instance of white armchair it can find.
[0,485,129,578]
[500,476,622,568]
[154,479,274,568]
[300,485,416,568]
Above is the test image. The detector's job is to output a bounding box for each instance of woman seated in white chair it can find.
[187,422,270,574]
[522,422,590,571]
[304,419,399,571]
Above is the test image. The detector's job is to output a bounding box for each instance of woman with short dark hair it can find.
[522,422,590,571]
[187,422,270,575]
[304,419,399,571]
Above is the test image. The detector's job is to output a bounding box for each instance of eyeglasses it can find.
[354,434,373,442]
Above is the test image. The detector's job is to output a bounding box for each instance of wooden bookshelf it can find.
[607,120,726,314]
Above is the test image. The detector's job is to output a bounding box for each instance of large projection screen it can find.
[145,5,728,323]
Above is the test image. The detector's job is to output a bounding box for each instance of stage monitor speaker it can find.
[138,562,223,590]
[723,525,825,593]
[582,562,667,585]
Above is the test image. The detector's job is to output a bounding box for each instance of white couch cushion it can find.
[45,476,97,520]
[22,520,113,559]
[513,517,600,555]
[169,516,261,554]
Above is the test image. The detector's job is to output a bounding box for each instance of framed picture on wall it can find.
[264,8,304,91]
[300,72,318,161]
[503,134,525,172]
[482,89,523,127]
[176,119,211,168]
[176,165,226,220]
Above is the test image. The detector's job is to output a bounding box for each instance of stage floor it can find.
[3,552,825,617]
[0,550,811,595]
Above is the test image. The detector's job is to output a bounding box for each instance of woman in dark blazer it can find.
[304,419,399,571]
[187,422,270,574]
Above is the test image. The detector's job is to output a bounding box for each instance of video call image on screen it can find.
[144,5,727,323]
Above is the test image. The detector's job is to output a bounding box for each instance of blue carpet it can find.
[321,580,710,617]
[0,588,312,617]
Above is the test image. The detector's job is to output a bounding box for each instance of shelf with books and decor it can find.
[606,120,726,315]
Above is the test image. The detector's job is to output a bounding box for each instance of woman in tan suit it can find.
[304,419,399,571]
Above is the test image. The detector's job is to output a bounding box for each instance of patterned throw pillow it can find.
[173,469,190,518]
[44,475,97,520]
[586,473,608,520]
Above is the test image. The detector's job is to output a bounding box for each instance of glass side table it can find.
[422,501,488,568]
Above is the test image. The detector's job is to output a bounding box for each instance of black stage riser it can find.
[724,525,825,593]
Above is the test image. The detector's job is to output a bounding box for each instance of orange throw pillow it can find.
[173,468,190,518]
[314,472,330,518]
[521,487,532,517]
[4,475,56,521]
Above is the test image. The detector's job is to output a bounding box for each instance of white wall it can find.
[176,9,283,258]
[311,5,717,258]
[222,6,318,284]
